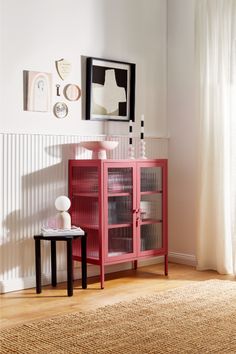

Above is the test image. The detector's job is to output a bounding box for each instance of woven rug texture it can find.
[1,280,236,353]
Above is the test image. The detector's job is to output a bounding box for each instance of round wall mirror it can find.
[64,84,81,101]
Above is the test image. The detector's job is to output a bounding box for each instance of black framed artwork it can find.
[86,57,135,121]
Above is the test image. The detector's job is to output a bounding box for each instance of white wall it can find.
[0,0,167,138]
[0,0,200,293]
[0,0,170,292]
[167,0,197,260]
[0,0,199,264]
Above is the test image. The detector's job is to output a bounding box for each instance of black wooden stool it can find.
[34,234,87,296]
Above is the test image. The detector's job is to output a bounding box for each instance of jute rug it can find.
[1,280,236,353]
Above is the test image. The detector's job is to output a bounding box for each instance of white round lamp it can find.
[55,195,71,229]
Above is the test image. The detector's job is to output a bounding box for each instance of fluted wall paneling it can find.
[0,133,168,293]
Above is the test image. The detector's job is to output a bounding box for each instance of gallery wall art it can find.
[24,71,52,112]
[53,102,68,119]
[55,58,72,80]
[86,57,135,121]
[64,84,81,101]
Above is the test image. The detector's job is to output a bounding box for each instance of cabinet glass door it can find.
[70,165,100,261]
[139,166,164,253]
[71,166,99,226]
[105,165,136,260]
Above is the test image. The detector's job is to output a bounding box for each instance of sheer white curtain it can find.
[196,0,236,274]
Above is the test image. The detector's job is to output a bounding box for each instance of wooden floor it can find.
[0,262,234,329]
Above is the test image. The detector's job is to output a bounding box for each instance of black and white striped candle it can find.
[140,114,144,140]
[129,119,133,145]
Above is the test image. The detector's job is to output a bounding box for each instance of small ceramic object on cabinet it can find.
[79,140,119,159]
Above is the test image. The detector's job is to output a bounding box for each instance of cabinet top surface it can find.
[69,158,167,164]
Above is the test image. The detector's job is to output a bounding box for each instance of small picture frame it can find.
[86,57,135,121]
[64,84,81,101]
[23,71,52,112]
[53,102,68,119]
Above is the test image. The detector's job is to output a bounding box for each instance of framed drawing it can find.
[24,71,52,112]
[86,57,135,121]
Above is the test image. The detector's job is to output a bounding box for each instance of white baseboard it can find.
[169,252,196,266]
[0,276,36,294]
[0,270,73,294]
[0,253,196,293]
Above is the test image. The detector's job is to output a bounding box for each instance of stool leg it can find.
[81,235,87,289]
[51,240,57,287]
[72,260,75,281]
[35,239,42,294]
[67,239,73,296]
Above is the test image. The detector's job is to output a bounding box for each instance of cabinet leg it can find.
[165,254,168,276]
[100,264,104,289]
[133,260,138,270]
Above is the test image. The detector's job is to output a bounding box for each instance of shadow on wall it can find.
[0,143,90,289]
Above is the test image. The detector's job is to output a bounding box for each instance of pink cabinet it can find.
[69,159,168,288]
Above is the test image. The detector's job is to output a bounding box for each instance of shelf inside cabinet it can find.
[72,192,99,198]
[140,218,162,225]
[108,223,132,229]
[108,251,131,257]
[108,192,132,197]
[140,190,162,195]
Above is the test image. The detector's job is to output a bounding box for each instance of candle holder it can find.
[139,139,147,159]
[139,114,146,159]
[128,144,135,159]
[128,119,135,159]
